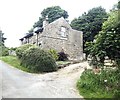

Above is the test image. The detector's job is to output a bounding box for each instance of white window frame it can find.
[60,27,66,37]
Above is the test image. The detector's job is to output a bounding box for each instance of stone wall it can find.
[39,18,83,60]
[20,17,83,60]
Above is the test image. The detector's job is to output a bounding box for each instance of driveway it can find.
[0,60,90,98]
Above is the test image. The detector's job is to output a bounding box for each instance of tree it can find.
[28,28,34,33]
[29,6,69,32]
[0,29,6,45]
[0,29,9,56]
[33,17,43,28]
[117,1,120,9]
[71,6,108,56]
[89,2,120,68]
[41,6,68,23]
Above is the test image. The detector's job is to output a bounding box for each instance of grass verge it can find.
[76,69,120,99]
[0,56,32,73]
[56,61,72,68]
[56,61,71,65]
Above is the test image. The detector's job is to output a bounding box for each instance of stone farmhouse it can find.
[20,17,83,60]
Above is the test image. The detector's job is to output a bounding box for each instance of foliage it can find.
[79,3,120,99]
[117,1,120,9]
[10,47,17,51]
[0,29,6,45]
[0,30,9,56]
[58,51,68,61]
[28,28,34,33]
[33,17,43,28]
[48,49,58,61]
[1,47,9,56]
[0,56,30,72]
[16,44,35,59]
[56,61,71,66]
[20,47,58,72]
[0,45,9,56]
[41,6,68,23]
[77,69,120,98]
[29,6,69,31]
[56,61,71,68]
[88,4,120,68]
[70,6,108,56]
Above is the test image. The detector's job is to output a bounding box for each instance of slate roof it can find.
[20,27,44,40]
[19,33,33,40]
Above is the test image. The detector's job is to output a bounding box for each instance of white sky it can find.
[0,0,118,48]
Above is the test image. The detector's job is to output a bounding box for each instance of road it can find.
[0,60,90,98]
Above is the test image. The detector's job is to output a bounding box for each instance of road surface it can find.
[0,60,90,98]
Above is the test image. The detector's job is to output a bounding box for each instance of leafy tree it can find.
[29,6,68,32]
[28,28,34,33]
[71,6,108,57]
[117,1,120,9]
[89,2,120,68]
[33,17,43,28]
[41,6,68,23]
[0,29,9,56]
[0,29,6,45]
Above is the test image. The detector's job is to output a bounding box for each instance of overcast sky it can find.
[0,0,118,48]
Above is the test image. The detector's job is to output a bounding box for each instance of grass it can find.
[0,56,31,73]
[56,61,71,65]
[0,56,72,73]
[56,61,72,68]
[77,86,113,99]
[76,69,120,99]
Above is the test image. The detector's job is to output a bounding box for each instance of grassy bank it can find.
[0,56,72,73]
[77,69,120,99]
[0,56,31,72]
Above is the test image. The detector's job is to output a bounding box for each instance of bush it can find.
[16,44,35,59]
[48,49,58,61]
[2,48,9,56]
[58,51,68,61]
[0,45,9,56]
[77,69,120,98]
[20,47,58,72]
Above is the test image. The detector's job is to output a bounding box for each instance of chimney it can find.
[43,15,49,27]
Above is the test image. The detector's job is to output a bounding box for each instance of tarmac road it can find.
[0,60,89,98]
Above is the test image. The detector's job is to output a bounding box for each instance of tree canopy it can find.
[0,29,6,46]
[88,2,120,68]
[29,6,69,31]
[71,6,108,54]
[33,17,43,28]
[41,6,68,23]
[0,29,9,56]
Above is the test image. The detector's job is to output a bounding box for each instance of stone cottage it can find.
[20,17,83,60]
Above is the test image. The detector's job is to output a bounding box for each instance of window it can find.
[60,27,66,37]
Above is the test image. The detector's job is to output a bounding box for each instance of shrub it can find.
[2,48,9,56]
[20,47,58,72]
[16,44,35,59]
[0,45,9,56]
[10,47,17,51]
[48,49,58,61]
[58,51,68,61]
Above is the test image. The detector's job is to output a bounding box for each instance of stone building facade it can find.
[20,17,83,60]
